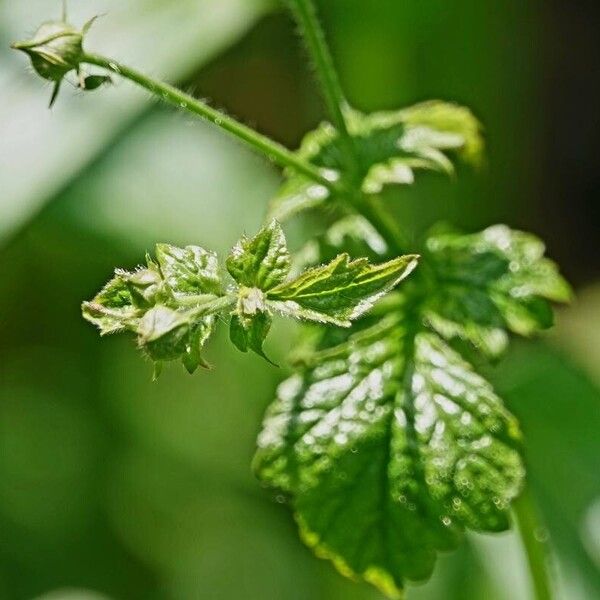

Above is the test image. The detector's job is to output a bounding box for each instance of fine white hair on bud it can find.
[12,21,84,82]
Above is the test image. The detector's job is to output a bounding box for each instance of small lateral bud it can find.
[137,306,192,362]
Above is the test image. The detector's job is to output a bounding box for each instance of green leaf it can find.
[423,287,509,358]
[226,220,291,290]
[267,254,419,327]
[289,216,389,288]
[229,311,275,364]
[269,100,483,221]
[254,313,524,598]
[424,225,572,355]
[392,100,484,166]
[155,243,221,298]
[81,270,140,335]
[255,220,570,596]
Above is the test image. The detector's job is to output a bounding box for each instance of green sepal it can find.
[127,266,166,309]
[81,270,140,335]
[82,74,112,91]
[182,321,214,374]
[152,361,163,382]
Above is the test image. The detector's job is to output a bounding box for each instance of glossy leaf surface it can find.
[255,312,524,597]
[255,224,569,597]
[424,225,572,357]
[268,253,418,327]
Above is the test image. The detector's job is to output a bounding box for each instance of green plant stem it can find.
[287,0,414,257]
[286,0,356,169]
[355,194,409,255]
[82,53,405,256]
[514,486,553,600]
[81,53,335,190]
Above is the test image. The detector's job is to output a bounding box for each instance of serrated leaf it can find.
[155,243,221,298]
[229,310,275,364]
[226,220,291,290]
[267,254,419,327]
[254,313,524,598]
[423,287,509,358]
[424,225,572,355]
[81,270,140,335]
[292,216,388,283]
[269,101,483,222]
[255,218,570,596]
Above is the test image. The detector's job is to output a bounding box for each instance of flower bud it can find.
[12,21,84,82]
[137,306,192,362]
[127,268,165,309]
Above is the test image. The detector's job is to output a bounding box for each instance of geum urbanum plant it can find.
[14,1,570,598]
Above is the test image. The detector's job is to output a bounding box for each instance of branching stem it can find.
[81,53,336,190]
[514,486,553,600]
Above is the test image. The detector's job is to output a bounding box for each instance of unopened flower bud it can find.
[12,21,84,82]
[127,268,165,309]
[137,306,192,362]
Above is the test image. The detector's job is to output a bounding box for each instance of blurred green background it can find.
[0,1,599,599]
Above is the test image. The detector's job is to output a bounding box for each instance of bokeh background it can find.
[1,1,599,599]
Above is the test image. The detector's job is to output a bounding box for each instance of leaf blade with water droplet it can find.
[254,312,524,597]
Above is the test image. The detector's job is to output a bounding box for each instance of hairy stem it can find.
[286,0,356,170]
[82,53,336,189]
[514,486,553,600]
